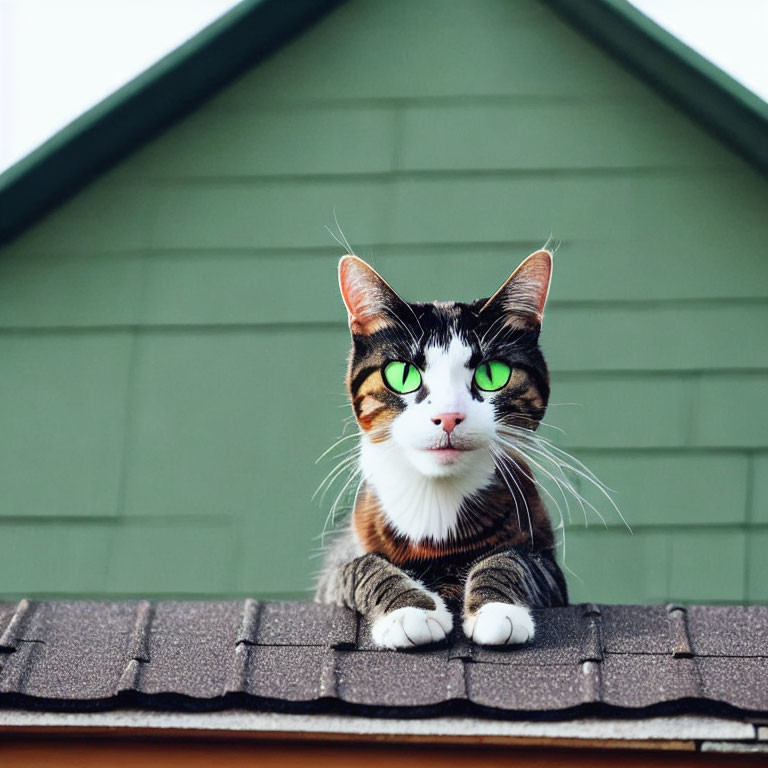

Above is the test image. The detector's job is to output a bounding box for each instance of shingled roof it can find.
[1,600,767,724]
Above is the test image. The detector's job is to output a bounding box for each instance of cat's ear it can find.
[338,255,412,336]
[480,249,552,328]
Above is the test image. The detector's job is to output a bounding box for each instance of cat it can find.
[315,249,568,649]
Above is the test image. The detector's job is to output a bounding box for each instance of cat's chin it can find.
[407,446,483,478]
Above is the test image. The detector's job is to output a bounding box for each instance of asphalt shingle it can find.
[0,599,765,721]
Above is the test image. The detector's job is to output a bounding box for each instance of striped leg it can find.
[462,549,568,646]
[329,553,453,650]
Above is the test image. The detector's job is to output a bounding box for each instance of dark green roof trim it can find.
[542,0,768,175]
[0,0,343,247]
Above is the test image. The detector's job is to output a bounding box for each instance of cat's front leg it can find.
[324,553,453,649]
[462,549,567,646]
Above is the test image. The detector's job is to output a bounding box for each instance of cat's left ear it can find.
[480,249,552,329]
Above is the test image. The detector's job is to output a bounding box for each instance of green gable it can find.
[1,0,766,604]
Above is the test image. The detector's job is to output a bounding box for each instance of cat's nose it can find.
[431,412,465,434]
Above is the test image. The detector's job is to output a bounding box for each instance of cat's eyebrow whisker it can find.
[332,209,355,255]
[478,313,508,348]
[325,224,349,253]
[382,305,421,347]
[484,315,516,349]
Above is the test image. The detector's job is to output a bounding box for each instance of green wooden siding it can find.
[1,0,766,603]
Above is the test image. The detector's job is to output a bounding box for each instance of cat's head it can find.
[339,250,552,480]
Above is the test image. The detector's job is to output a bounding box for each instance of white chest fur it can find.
[359,438,496,542]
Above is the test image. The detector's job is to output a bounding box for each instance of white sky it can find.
[0,0,239,171]
[0,0,766,174]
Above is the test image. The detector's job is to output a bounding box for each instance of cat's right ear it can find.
[338,255,411,336]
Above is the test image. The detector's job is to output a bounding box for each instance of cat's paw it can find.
[371,600,453,650]
[463,602,535,646]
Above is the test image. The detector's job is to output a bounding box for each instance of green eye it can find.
[383,361,422,394]
[474,360,511,391]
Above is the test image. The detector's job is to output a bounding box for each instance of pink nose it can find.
[431,412,465,434]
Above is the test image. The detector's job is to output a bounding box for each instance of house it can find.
[1,0,767,760]
[2,0,766,608]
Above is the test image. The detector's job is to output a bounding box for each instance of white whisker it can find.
[494,421,630,534]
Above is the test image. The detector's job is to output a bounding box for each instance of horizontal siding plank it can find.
[747,531,768,602]
[694,375,768,448]
[120,98,734,181]
[123,105,396,178]
[0,252,146,327]
[545,375,693,449]
[104,519,237,594]
[555,374,768,450]
[570,452,749,527]
[135,173,767,252]
[0,334,132,518]
[8,169,766,258]
[148,179,392,250]
[752,454,768,525]
[0,522,114,594]
[388,173,768,248]
[237,514,322,596]
[667,529,748,603]
[120,329,348,524]
[0,519,238,597]
[4,244,767,322]
[399,101,732,171]
[4,176,153,256]
[564,527,747,604]
[215,0,651,103]
[543,304,768,372]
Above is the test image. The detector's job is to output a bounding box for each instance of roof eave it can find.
[0,0,344,248]
[0,709,759,751]
[541,0,768,176]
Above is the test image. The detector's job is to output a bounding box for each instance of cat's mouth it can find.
[424,438,477,463]
[427,435,471,451]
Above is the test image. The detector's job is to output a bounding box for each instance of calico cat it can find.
[315,249,568,649]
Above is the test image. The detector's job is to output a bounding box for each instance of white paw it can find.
[371,599,453,650]
[463,602,535,646]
